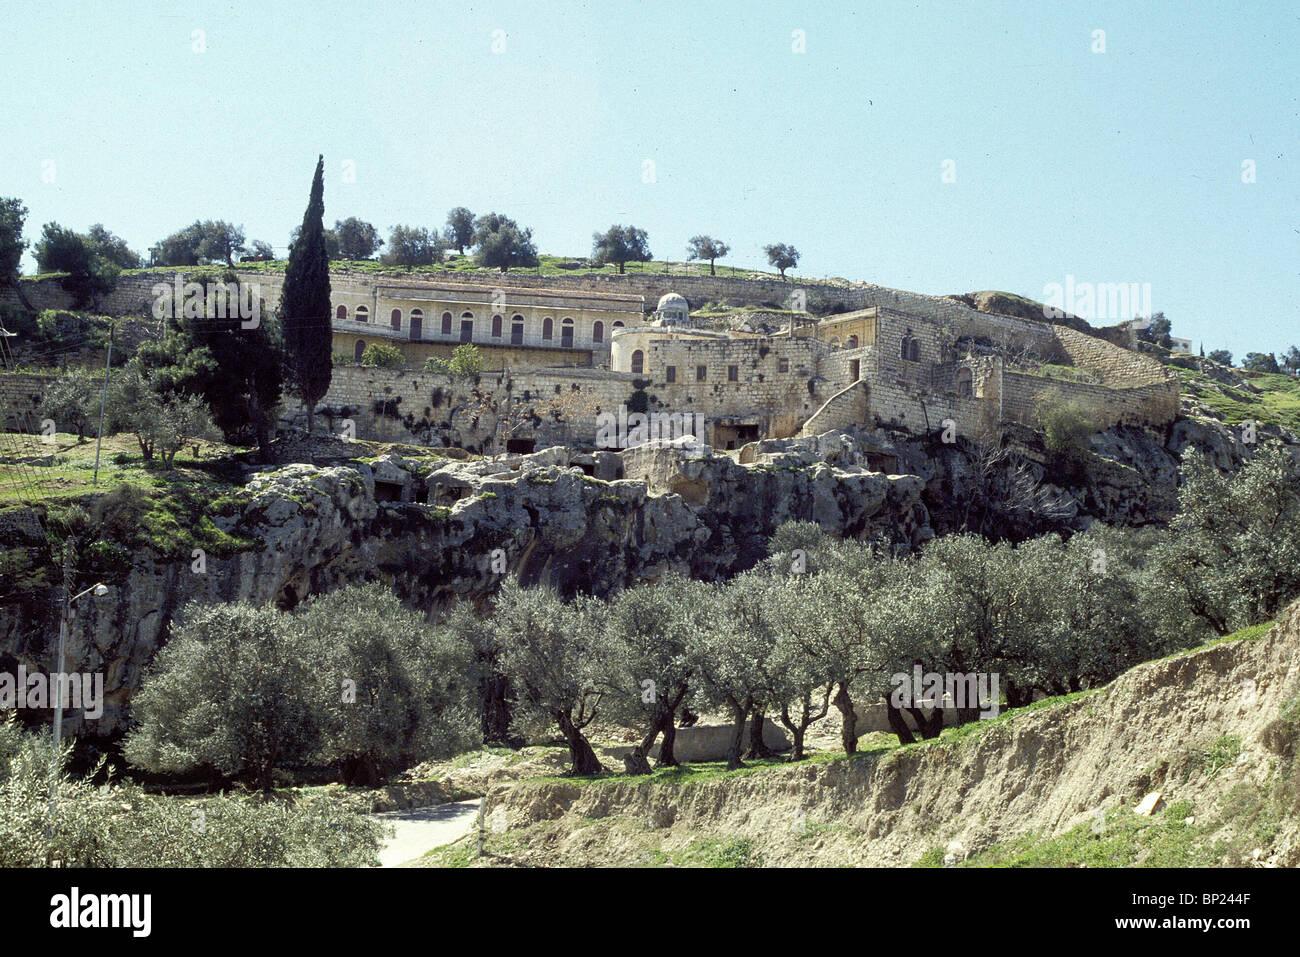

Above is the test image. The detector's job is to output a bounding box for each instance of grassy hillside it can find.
[72,254,793,283]
[1177,365,1300,434]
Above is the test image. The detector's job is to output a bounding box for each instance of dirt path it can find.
[376,799,482,867]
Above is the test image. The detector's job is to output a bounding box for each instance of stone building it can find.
[0,268,1182,453]
[321,278,645,370]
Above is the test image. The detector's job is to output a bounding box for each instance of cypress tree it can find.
[280,155,332,433]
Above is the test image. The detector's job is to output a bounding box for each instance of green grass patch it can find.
[1177,367,1300,433]
[918,799,1219,868]
[670,836,759,868]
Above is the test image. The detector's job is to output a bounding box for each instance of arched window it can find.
[459,312,474,342]
[612,321,624,330]
[592,320,604,343]
[560,317,574,348]
[511,315,524,345]
[491,314,503,338]
[390,309,402,331]
[846,334,859,349]
[956,367,973,398]
[410,309,423,340]
[354,339,366,362]
[441,311,453,335]
[335,304,348,321]
[355,305,369,323]
[901,330,920,361]
[631,349,645,374]
[542,317,553,340]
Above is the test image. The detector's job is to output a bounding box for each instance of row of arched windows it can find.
[334,304,620,347]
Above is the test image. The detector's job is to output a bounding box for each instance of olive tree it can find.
[910,534,1049,711]
[689,573,778,770]
[791,543,898,753]
[39,366,100,441]
[491,578,608,775]
[600,575,713,773]
[124,602,327,792]
[1152,443,1300,635]
[296,584,480,786]
[761,574,834,761]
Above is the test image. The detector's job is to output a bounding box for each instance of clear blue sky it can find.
[2,0,1295,359]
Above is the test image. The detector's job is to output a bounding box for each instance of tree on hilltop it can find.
[764,243,800,280]
[195,221,246,266]
[1283,345,1300,376]
[686,235,729,276]
[280,156,333,434]
[244,239,276,262]
[1207,349,1233,367]
[592,224,652,274]
[85,224,143,270]
[153,223,205,266]
[381,225,442,267]
[334,217,383,260]
[445,207,475,255]
[472,212,538,272]
[1243,352,1280,374]
[1135,312,1172,349]
[155,221,248,267]
[33,223,119,308]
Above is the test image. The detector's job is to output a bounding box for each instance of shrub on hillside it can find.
[423,343,483,377]
[0,716,384,867]
[359,343,405,369]
[39,366,100,441]
[1036,393,1099,459]
[1151,442,1300,635]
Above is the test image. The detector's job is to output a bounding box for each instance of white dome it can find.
[655,292,691,326]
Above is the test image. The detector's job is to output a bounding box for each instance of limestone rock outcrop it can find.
[0,442,929,734]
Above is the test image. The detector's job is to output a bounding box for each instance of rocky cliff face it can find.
[0,442,928,734]
[3,406,1292,736]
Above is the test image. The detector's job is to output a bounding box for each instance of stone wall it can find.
[1001,372,1181,430]
[800,380,869,436]
[613,332,831,427]
[0,372,55,430]
[296,364,645,451]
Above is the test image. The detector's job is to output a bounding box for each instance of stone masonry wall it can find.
[0,372,54,430]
